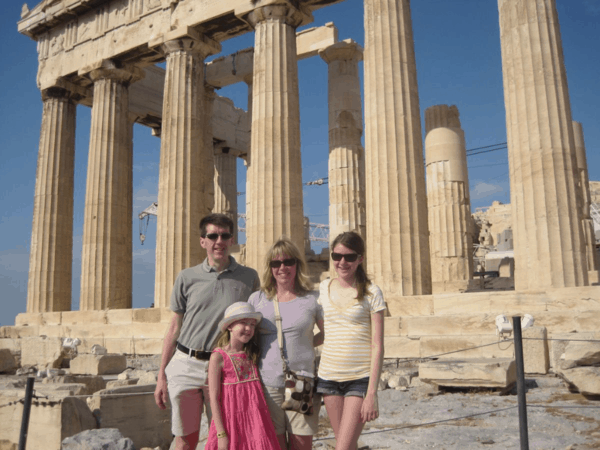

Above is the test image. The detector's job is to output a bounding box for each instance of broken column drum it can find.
[363,0,432,296]
[425,105,473,293]
[498,0,588,289]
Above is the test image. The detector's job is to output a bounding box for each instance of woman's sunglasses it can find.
[331,252,360,262]
[204,233,233,241]
[269,258,297,268]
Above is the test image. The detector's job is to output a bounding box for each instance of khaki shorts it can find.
[263,385,321,436]
[165,349,212,437]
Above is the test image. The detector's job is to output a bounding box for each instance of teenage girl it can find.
[317,231,385,450]
[206,302,280,450]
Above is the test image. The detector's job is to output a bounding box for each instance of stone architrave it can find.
[152,33,221,307]
[319,40,366,243]
[80,63,143,311]
[363,0,432,296]
[240,3,311,269]
[572,121,600,280]
[425,105,473,293]
[213,146,238,241]
[27,87,76,313]
[498,0,587,289]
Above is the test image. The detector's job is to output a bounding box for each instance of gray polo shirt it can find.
[170,256,259,351]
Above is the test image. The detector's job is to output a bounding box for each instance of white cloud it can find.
[471,182,504,200]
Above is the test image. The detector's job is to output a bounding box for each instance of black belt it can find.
[177,342,211,360]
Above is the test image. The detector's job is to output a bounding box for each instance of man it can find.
[154,213,259,450]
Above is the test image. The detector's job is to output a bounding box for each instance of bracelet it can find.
[217,431,227,439]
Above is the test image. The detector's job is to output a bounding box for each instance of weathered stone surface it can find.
[41,375,106,395]
[563,338,600,366]
[106,379,138,389]
[0,350,16,373]
[62,428,135,450]
[0,393,96,450]
[419,358,516,388]
[523,327,549,375]
[70,354,127,375]
[420,335,514,360]
[560,367,600,396]
[87,385,171,450]
[20,336,65,368]
[383,336,420,359]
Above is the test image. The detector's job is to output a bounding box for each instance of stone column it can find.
[425,105,473,293]
[240,3,311,269]
[80,63,143,310]
[213,146,238,241]
[573,121,599,282]
[363,0,431,296]
[498,0,587,289]
[203,85,216,218]
[27,87,77,313]
[154,35,221,307]
[319,40,366,242]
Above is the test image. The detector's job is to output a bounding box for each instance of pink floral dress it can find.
[205,348,279,450]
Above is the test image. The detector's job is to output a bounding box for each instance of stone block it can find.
[0,393,96,450]
[15,313,43,326]
[0,339,20,353]
[402,314,497,336]
[21,336,65,368]
[419,358,516,388]
[383,336,420,359]
[132,339,164,355]
[106,379,138,389]
[62,429,135,450]
[386,295,434,317]
[106,309,133,324]
[0,349,17,373]
[62,311,107,325]
[522,327,549,374]
[133,308,162,323]
[43,311,63,325]
[87,385,171,450]
[563,335,600,366]
[545,286,600,311]
[498,257,514,277]
[36,383,89,397]
[384,317,402,336]
[549,332,598,370]
[420,335,514,360]
[160,308,176,323]
[0,326,40,338]
[560,367,600,396]
[70,354,127,375]
[41,375,106,395]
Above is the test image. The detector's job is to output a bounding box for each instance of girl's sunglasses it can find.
[204,233,233,241]
[331,252,359,262]
[269,258,297,268]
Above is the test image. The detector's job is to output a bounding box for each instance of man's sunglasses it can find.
[331,252,360,262]
[204,233,233,241]
[269,258,297,268]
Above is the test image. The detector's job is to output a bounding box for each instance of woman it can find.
[248,237,325,450]
[317,231,385,450]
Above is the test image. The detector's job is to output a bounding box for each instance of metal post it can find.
[512,316,529,450]
[18,377,35,450]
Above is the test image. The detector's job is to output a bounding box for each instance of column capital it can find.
[236,1,312,29]
[41,78,88,102]
[88,61,145,86]
[150,27,221,58]
[319,39,363,65]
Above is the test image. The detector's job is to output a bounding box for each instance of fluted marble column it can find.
[573,121,599,280]
[27,87,76,313]
[203,86,216,218]
[320,40,366,242]
[154,36,220,307]
[80,64,143,310]
[498,0,587,289]
[363,0,431,296]
[214,147,238,241]
[241,3,310,269]
[425,105,473,293]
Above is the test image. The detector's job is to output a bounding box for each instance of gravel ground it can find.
[308,376,600,450]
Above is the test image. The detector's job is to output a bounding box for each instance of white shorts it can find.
[165,349,212,437]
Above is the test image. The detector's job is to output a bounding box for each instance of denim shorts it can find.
[316,376,370,397]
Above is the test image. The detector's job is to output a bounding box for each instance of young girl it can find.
[206,302,280,450]
[317,231,385,450]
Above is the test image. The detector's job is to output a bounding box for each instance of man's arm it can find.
[154,312,183,409]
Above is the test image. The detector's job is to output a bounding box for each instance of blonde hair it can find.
[212,326,260,364]
[261,237,311,299]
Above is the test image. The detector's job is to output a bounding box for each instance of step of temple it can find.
[419,357,516,388]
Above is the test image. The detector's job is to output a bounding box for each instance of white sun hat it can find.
[218,302,263,332]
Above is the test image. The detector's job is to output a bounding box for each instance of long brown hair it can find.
[331,231,372,300]
[212,325,260,364]
[261,237,311,299]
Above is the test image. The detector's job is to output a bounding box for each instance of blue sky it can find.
[1,0,599,325]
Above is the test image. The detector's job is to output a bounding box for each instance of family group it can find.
[153,214,385,450]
